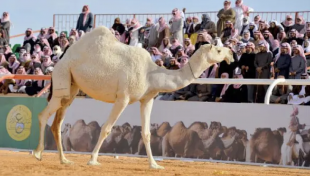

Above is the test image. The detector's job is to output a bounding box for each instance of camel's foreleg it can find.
[88,96,129,166]
[140,98,164,169]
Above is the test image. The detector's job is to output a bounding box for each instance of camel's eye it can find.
[217,50,221,54]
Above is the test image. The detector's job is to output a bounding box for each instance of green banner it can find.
[0,97,47,150]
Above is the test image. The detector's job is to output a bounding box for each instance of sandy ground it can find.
[0,151,309,176]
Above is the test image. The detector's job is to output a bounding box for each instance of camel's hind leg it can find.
[33,84,78,163]
[51,84,79,164]
[51,108,71,164]
[140,97,164,169]
[88,96,129,165]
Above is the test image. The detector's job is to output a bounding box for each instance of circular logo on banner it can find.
[6,105,32,141]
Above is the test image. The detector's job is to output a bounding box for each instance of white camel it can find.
[32,26,234,169]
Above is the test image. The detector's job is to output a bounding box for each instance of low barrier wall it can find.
[0,97,310,168]
[0,97,47,149]
[49,99,310,167]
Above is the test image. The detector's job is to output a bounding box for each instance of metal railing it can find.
[1,74,310,105]
[0,74,51,81]
[53,14,80,34]
[53,11,310,33]
[10,30,41,39]
[0,74,51,97]
[8,11,310,42]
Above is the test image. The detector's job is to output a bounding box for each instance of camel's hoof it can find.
[33,150,42,161]
[150,164,165,169]
[87,160,101,166]
[61,158,74,165]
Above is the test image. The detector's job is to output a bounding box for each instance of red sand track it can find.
[0,151,309,176]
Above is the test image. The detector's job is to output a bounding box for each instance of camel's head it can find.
[122,122,132,131]
[209,121,222,131]
[112,126,123,135]
[65,123,71,128]
[237,130,248,140]
[197,44,234,65]
[120,125,132,135]
[227,127,238,137]
[221,126,228,134]
[127,126,142,146]
[62,123,71,134]
[150,123,159,131]
[212,128,222,136]
[277,127,287,136]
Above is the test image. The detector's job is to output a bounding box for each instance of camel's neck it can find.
[150,52,210,92]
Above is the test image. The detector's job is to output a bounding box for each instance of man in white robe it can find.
[234,0,254,34]
[281,107,307,165]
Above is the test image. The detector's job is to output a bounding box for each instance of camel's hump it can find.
[90,26,112,35]
[172,121,186,128]
[73,119,87,126]
[77,26,116,44]
[159,122,171,128]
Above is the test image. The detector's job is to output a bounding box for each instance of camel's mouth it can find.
[224,50,234,65]
[224,57,233,65]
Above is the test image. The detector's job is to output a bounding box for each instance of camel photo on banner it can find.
[44,99,310,167]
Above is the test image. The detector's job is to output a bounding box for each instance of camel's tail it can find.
[47,78,53,102]
[47,59,72,101]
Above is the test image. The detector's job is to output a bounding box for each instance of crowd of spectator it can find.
[0,5,91,96]
[0,1,310,105]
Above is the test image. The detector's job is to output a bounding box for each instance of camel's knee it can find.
[39,98,62,119]
[38,108,54,121]
[38,112,48,124]
[100,126,112,138]
[61,98,71,107]
[142,131,151,143]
